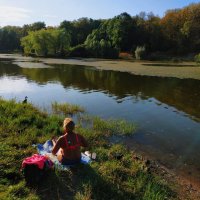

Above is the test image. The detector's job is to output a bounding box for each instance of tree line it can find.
[0,3,200,59]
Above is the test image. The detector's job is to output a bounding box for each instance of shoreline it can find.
[0,99,174,199]
[121,133,200,199]
[131,147,200,200]
[0,53,200,80]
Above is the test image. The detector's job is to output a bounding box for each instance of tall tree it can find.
[60,18,102,46]
[22,22,46,37]
[21,29,70,57]
[106,12,136,51]
[48,29,71,56]
[0,26,22,52]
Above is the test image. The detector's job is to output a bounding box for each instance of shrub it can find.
[135,46,146,60]
[85,37,119,59]
[194,53,200,64]
[68,44,89,57]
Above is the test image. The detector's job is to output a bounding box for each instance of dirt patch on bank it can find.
[132,151,200,200]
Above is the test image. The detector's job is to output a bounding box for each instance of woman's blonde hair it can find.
[63,118,75,130]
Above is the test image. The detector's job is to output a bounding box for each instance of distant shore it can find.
[0,53,200,80]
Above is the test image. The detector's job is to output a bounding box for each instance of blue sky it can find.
[0,0,199,27]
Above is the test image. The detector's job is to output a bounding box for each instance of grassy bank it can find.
[0,99,174,200]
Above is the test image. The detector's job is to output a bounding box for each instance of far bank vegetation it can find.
[0,3,200,60]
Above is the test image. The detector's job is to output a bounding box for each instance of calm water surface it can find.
[0,60,200,181]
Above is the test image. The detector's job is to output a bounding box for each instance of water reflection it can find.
[0,76,33,93]
[0,61,200,121]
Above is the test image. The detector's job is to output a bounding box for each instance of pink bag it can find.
[22,154,49,169]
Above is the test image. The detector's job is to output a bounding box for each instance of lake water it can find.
[0,59,200,182]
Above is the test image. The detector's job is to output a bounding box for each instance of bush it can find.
[68,44,89,57]
[85,37,119,59]
[135,46,146,60]
[194,53,200,64]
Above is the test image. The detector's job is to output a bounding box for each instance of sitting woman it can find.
[52,118,88,165]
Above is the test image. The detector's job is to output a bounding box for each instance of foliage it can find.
[60,18,102,47]
[21,22,46,36]
[135,46,146,60]
[160,3,200,53]
[106,12,137,51]
[0,22,46,53]
[0,26,22,52]
[68,44,89,57]
[194,53,200,64]
[84,13,137,57]
[84,29,119,58]
[0,99,174,200]
[2,3,200,58]
[21,29,71,57]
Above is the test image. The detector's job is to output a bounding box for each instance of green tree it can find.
[85,29,119,58]
[22,22,46,36]
[48,29,71,56]
[137,14,163,52]
[21,29,70,57]
[194,53,200,63]
[0,26,22,52]
[106,13,136,51]
[60,18,102,47]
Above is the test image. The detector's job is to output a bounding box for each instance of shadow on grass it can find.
[34,163,137,200]
[34,168,74,200]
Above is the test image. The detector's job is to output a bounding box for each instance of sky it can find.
[0,0,199,27]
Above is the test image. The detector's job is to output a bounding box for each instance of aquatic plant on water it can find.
[51,101,85,116]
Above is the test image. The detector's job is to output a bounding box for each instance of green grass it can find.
[51,101,85,116]
[0,99,175,200]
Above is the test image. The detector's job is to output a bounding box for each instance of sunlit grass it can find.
[0,99,174,200]
[51,101,85,116]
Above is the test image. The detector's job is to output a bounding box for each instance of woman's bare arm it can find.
[52,137,61,155]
